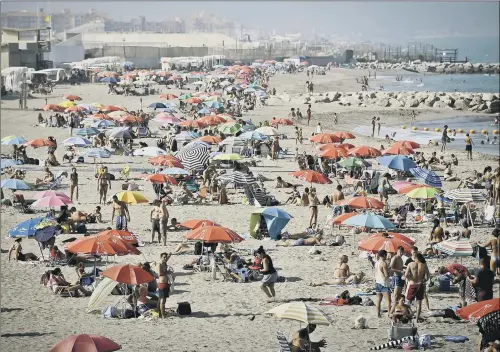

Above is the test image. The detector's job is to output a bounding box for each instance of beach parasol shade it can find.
[65,106,87,113]
[392,181,414,192]
[50,334,121,352]
[358,233,413,254]
[91,113,113,120]
[338,196,384,210]
[149,155,184,168]
[33,190,70,200]
[63,94,82,101]
[271,118,294,126]
[1,179,30,190]
[175,146,210,171]
[377,155,416,171]
[66,234,141,256]
[400,184,434,194]
[444,189,487,203]
[102,105,125,112]
[179,93,192,100]
[42,104,63,112]
[332,131,356,140]
[118,114,143,124]
[84,148,112,159]
[115,191,148,204]
[160,167,189,176]
[434,239,474,257]
[75,127,99,137]
[148,102,167,109]
[34,226,59,243]
[198,107,212,115]
[141,173,177,185]
[393,140,421,149]
[329,212,358,225]
[341,212,396,229]
[160,93,178,100]
[8,217,45,238]
[1,135,28,145]
[318,143,353,151]
[92,120,117,129]
[409,168,442,188]
[318,146,348,159]
[179,120,206,129]
[405,186,439,199]
[266,301,330,326]
[0,158,22,169]
[239,131,268,141]
[198,135,222,144]
[63,136,91,146]
[31,195,73,208]
[218,122,242,135]
[185,97,202,104]
[338,157,371,168]
[133,146,168,157]
[154,115,181,125]
[107,111,129,119]
[309,133,341,144]
[289,170,332,184]
[371,232,415,245]
[212,153,243,161]
[102,264,154,285]
[199,115,227,126]
[94,229,138,245]
[217,171,257,185]
[348,146,382,158]
[181,219,221,230]
[185,226,244,243]
[254,126,280,136]
[58,101,76,108]
[25,138,56,148]
[456,299,500,322]
[382,145,414,155]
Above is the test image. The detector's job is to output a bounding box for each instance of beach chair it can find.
[216,263,237,282]
[477,310,500,350]
[137,127,150,138]
[119,165,130,181]
[276,332,292,352]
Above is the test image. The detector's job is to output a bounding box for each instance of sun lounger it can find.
[276,332,292,352]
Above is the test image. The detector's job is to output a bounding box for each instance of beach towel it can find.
[444,336,469,343]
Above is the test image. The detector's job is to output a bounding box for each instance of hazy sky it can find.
[3,1,499,41]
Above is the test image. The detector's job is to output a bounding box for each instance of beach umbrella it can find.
[218,122,242,135]
[50,334,121,352]
[218,136,246,147]
[91,113,113,120]
[179,93,192,100]
[457,299,500,322]
[75,127,99,137]
[204,101,223,109]
[198,136,222,144]
[179,120,206,129]
[358,232,413,254]
[78,103,97,111]
[392,181,414,192]
[107,127,132,139]
[338,157,370,168]
[102,105,125,112]
[174,131,199,144]
[271,118,294,126]
[149,156,184,168]
[371,232,415,245]
[348,146,382,158]
[318,143,354,151]
[34,226,60,243]
[100,77,120,84]
[42,104,63,112]
[289,170,331,185]
[66,234,141,256]
[434,239,473,257]
[255,126,280,136]
[444,189,487,203]
[186,97,202,104]
[338,196,384,210]
[94,229,138,245]
[84,148,112,159]
[92,120,117,129]
[25,138,56,148]
[181,219,221,229]
[198,107,212,115]
[404,186,439,199]
[332,131,356,140]
[329,212,358,225]
[160,93,178,100]
[309,133,340,144]
[240,131,268,141]
[377,155,417,171]
[160,167,189,176]
[58,101,76,108]
[199,115,227,125]
[117,114,142,124]
[8,217,45,238]
[382,146,414,155]
[318,146,348,159]
[141,173,177,185]
[1,135,28,145]
[133,147,168,157]
[175,146,210,171]
[107,111,129,119]
[0,158,22,169]
[31,195,73,208]
[63,136,91,147]
[342,212,396,229]
[260,207,293,240]
[393,140,421,149]
[212,153,243,161]
[154,115,181,125]
[148,102,167,109]
[114,191,148,204]
[266,301,330,326]
[33,190,70,200]
[218,171,257,185]
[65,106,87,113]
[102,264,154,285]
[185,226,244,243]
[1,179,30,190]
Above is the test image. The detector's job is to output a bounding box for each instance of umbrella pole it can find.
[37,242,45,261]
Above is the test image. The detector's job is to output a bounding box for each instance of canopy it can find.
[342,212,395,229]
[377,155,416,171]
[266,301,330,325]
[185,226,244,243]
[250,207,293,240]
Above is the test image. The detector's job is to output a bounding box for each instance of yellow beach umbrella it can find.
[212,153,243,161]
[115,191,149,204]
[91,103,103,108]
[266,301,330,325]
[405,187,439,199]
[58,100,76,108]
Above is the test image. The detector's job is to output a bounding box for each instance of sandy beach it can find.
[1,67,499,352]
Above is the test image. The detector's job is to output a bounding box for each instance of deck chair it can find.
[216,263,236,282]
[137,127,150,138]
[477,310,500,350]
[119,165,130,181]
[231,146,243,154]
[276,332,292,352]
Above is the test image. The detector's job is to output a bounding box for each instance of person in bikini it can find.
[479,227,500,278]
[310,255,364,286]
[69,167,79,202]
[157,252,172,318]
[404,253,430,322]
[8,238,39,261]
[97,166,111,204]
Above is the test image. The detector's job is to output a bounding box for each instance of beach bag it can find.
[419,334,431,349]
[177,302,191,315]
[102,306,118,318]
[388,322,417,341]
[75,223,87,234]
[194,241,203,255]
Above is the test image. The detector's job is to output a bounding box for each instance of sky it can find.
[2,1,499,42]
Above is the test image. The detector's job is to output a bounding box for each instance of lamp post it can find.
[140,98,143,110]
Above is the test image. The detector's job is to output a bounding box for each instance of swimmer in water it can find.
[494,117,499,124]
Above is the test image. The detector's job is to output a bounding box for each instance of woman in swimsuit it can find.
[308,189,319,228]
[69,167,79,202]
[8,238,38,261]
[97,166,111,204]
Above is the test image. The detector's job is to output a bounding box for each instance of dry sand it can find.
[1,68,498,351]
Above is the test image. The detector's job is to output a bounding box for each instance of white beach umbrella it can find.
[133,147,169,157]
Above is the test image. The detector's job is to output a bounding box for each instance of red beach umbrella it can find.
[185,226,244,243]
[102,264,154,285]
[50,334,121,352]
[289,170,332,184]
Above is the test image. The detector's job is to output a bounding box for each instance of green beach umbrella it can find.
[179,93,192,100]
[338,157,370,168]
[218,122,241,135]
[212,153,243,161]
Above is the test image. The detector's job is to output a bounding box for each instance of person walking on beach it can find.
[405,253,430,322]
[97,166,111,204]
[377,117,382,136]
[150,200,163,244]
[157,252,172,318]
[465,133,475,160]
[411,110,416,125]
[441,125,449,152]
[374,250,392,318]
[333,113,338,125]
[256,246,277,301]
[69,167,79,202]
[306,105,311,125]
[111,195,130,230]
[371,116,377,137]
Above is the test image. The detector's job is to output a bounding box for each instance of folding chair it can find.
[137,127,150,138]
[276,332,292,352]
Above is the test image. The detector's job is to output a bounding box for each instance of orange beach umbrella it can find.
[50,334,121,352]
[289,170,332,184]
[181,219,221,230]
[185,226,244,243]
[102,264,154,285]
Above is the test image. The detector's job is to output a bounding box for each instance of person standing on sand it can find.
[405,253,430,322]
[465,133,475,160]
[441,125,449,152]
[157,252,172,318]
[111,195,130,230]
[411,110,416,125]
[69,167,79,202]
[479,228,500,278]
[150,199,163,244]
[371,116,377,137]
[333,113,338,125]
[306,105,312,125]
[389,246,405,314]
[161,200,169,246]
[375,250,392,318]
[256,246,277,301]
[377,117,382,136]
[97,166,111,204]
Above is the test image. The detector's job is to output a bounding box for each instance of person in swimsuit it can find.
[378,173,391,207]
[374,250,392,318]
[441,125,449,152]
[111,195,130,231]
[157,252,172,318]
[404,253,430,322]
[389,246,405,311]
[160,200,169,246]
[256,246,277,301]
[69,167,79,202]
[150,200,164,244]
[479,227,500,278]
[428,219,445,254]
[308,189,319,229]
[8,238,38,261]
[97,166,111,204]
[470,258,494,302]
[391,295,413,323]
[291,324,327,352]
[35,167,55,186]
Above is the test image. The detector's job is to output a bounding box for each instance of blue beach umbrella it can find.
[84,148,111,159]
[410,168,443,188]
[342,212,396,229]
[0,159,22,169]
[205,101,223,109]
[100,77,119,84]
[8,217,45,238]
[377,155,416,172]
[1,179,30,190]
[75,127,99,137]
[1,135,28,145]
[149,102,168,109]
[262,207,293,240]
[160,167,189,175]
[198,107,212,115]
[240,131,268,141]
[63,136,91,147]
[34,226,60,243]
[92,120,117,129]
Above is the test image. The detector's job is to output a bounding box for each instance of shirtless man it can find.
[389,246,405,314]
[111,195,130,231]
[404,253,430,322]
[97,166,111,204]
[374,250,392,318]
[331,185,345,204]
[150,200,163,244]
[479,228,500,278]
[157,252,172,318]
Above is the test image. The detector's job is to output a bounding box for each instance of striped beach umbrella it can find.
[75,127,99,137]
[266,301,330,326]
[434,239,473,257]
[444,189,487,203]
[84,148,111,159]
[218,171,257,185]
[410,168,442,188]
[175,146,210,171]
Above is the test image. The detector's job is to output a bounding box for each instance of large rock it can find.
[473,63,483,72]
[482,93,498,101]
[425,95,438,107]
[463,62,474,73]
[454,99,469,110]
[441,95,455,107]
[389,98,403,107]
[415,92,429,102]
[405,98,420,108]
[377,98,390,107]
[487,100,500,113]
[433,101,451,109]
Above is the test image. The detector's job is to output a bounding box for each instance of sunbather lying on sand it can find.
[310,256,366,286]
[276,233,326,247]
